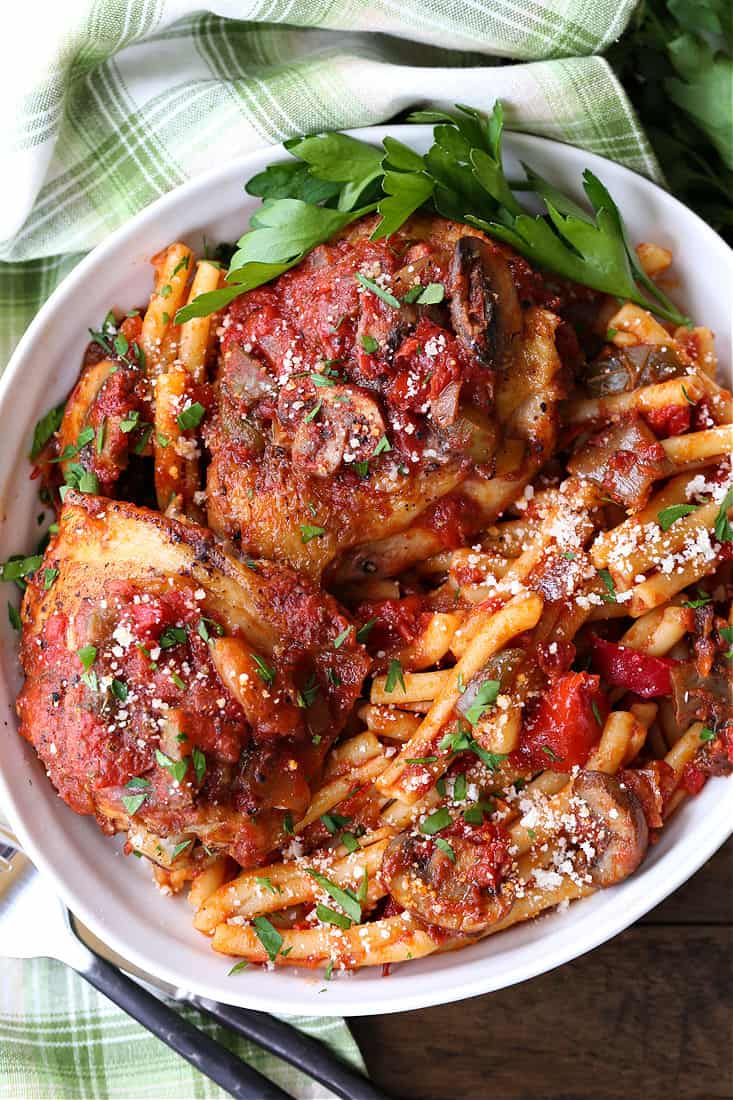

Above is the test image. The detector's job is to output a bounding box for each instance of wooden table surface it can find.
[351,838,732,1100]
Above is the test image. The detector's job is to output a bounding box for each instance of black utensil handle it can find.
[77,956,291,1100]
[192,998,389,1100]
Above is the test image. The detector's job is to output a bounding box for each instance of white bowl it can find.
[0,128,731,1016]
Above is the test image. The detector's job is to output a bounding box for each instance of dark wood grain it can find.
[351,839,732,1100]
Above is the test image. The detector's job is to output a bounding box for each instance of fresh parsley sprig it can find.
[174,100,691,328]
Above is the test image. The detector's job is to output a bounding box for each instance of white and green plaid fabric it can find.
[1,0,660,1095]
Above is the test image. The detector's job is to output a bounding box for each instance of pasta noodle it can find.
[14,218,732,983]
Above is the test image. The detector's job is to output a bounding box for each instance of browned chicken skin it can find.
[205,213,564,581]
[17,492,370,868]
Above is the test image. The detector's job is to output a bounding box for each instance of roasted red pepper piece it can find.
[591,635,678,698]
[514,670,608,771]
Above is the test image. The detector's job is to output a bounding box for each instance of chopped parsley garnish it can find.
[122,777,150,816]
[228,960,250,975]
[0,554,43,586]
[283,812,294,836]
[192,746,206,783]
[326,667,341,688]
[713,486,733,543]
[296,674,319,709]
[110,678,128,702]
[598,568,617,603]
[30,403,65,460]
[680,384,694,406]
[304,399,322,423]
[306,869,362,923]
[81,670,98,693]
[333,625,352,649]
[132,423,153,454]
[434,837,456,861]
[60,463,99,498]
[320,812,351,835]
[170,672,186,690]
[413,282,445,305]
[373,434,391,456]
[562,551,577,560]
[316,903,353,930]
[657,503,697,531]
[340,831,360,853]
[42,568,58,590]
[683,589,712,608]
[355,273,400,308]
[176,402,205,431]
[405,755,438,765]
[120,410,141,434]
[310,372,336,388]
[299,523,326,544]
[156,432,169,448]
[171,255,190,277]
[113,334,129,357]
[385,658,406,694]
[699,727,715,742]
[419,808,452,835]
[359,333,378,354]
[197,616,224,643]
[155,748,188,784]
[252,653,276,685]
[159,284,172,299]
[463,679,500,725]
[324,960,334,981]
[542,745,562,761]
[453,773,467,801]
[256,876,282,895]
[720,625,733,659]
[159,625,187,649]
[353,460,369,478]
[252,916,284,961]
[7,603,21,631]
[170,839,193,860]
[95,421,106,454]
[439,721,507,771]
[121,792,147,816]
[77,645,97,671]
[591,700,603,726]
[356,618,376,643]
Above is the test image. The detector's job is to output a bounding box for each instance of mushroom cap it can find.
[449,236,522,368]
[573,770,649,887]
[381,827,515,934]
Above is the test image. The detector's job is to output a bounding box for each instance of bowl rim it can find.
[0,125,731,1016]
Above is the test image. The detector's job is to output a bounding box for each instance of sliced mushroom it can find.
[291,384,386,477]
[449,237,521,368]
[572,771,648,887]
[381,828,514,933]
[220,344,276,413]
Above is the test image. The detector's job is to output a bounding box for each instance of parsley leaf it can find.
[300,523,326,544]
[355,273,400,309]
[306,869,362,923]
[252,653,276,685]
[434,837,456,862]
[252,916,284,961]
[419,808,452,835]
[598,568,617,603]
[658,503,697,531]
[463,679,500,725]
[176,403,205,431]
[316,903,352,930]
[30,403,65,460]
[385,658,406,694]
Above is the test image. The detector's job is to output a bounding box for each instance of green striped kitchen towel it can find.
[0,1,658,1096]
